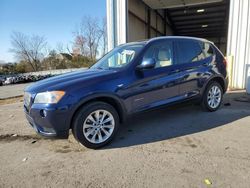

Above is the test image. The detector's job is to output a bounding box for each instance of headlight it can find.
[34,91,65,104]
[24,92,32,106]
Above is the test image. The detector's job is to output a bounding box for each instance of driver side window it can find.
[108,50,136,67]
[143,41,173,68]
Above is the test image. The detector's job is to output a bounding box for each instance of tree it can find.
[56,42,65,53]
[0,63,15,74]
[15,61,28,73]
[73,16,104,61]
[10,31,47,71]
[100,17,107,57]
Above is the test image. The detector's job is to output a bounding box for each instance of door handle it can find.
[170,69,180,74]
[202,62,210,66]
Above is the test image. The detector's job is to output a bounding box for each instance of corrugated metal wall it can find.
[227,0,250,89]
[107,0,173,50]
[128,0,173,42]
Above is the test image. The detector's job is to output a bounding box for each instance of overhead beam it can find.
[169,6,226,17]
[179,29,227,34]
[179,33,226,38]
[142,0,224,9]
[172,12,225,21]
[168,0,228,11]
[176,22,225,30]
[178,26,227,33]
[179,30,227,36]
[174,18,225,26]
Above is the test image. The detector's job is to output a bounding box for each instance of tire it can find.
[72,101,120,149]
[201,81,223,112]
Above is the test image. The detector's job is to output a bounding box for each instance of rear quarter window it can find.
[201,42,214,58]
[176,40,205,64]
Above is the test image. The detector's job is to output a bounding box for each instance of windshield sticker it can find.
[122,50,135,56]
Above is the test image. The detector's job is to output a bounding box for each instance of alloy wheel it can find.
[83,110,115,144]
[207,85,222,109]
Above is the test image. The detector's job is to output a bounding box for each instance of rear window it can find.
[176,40,205,64]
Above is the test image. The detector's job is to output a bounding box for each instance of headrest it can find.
[158,49,170,61]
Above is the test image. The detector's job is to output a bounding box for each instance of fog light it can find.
[40,110,47,117]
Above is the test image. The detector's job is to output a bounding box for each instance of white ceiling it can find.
[142,0,223,9]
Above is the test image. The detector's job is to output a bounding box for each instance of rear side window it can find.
[176,40,205,64]
[201,42,214,57]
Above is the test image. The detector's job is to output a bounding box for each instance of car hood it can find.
[25,68,117,93]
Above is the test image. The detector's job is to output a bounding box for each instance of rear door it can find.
[175,39,213,98]
[130,40,181,112]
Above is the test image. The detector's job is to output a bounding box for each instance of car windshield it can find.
[91,44,144,69]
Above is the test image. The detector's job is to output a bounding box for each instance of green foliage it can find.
[0,63,16,75]
[0,53,95,74]
[15,61,27,73]
[71,55,95,68]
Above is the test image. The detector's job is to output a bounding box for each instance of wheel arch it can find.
[69,93,127,129]
[203,75,227,94]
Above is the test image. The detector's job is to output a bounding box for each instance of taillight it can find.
[223,58,227,68]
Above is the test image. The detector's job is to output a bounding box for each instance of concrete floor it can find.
[0,91,250,188]
[0,83,30,99]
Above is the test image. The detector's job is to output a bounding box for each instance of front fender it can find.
[68,92,128,128]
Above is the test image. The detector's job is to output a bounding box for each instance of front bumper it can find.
[24,104,71,139]
[25,112,57,137]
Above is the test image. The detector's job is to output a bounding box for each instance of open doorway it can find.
[128,0,230,55]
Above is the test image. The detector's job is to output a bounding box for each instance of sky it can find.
[0,0,106,63]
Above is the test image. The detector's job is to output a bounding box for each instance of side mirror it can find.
[136,58,156,70]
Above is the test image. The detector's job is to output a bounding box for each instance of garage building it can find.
[106,0,250,89]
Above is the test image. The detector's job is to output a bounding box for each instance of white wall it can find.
[227,0,250,89]
[107,0,127,51]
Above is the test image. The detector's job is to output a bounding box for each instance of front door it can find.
[130,40,181,112]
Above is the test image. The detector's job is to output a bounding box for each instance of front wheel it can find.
[202,81,223,112]
[72,102,119,149]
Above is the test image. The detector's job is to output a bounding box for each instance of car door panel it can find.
[178,61,204,96]
[175,39,212,98]
[131,65,181,112]
[125,40,182,112]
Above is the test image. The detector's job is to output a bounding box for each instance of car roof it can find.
[120,36,213,47]
[121,41,147,46]
[148,36,212,43]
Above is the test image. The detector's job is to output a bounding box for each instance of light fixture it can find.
[202,25,208,28]
[197,9,205,13]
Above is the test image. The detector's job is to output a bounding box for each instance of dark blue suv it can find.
[24,36,228,148]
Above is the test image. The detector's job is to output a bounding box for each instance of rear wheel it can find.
[72,102,119,149]
[202,81,223,112]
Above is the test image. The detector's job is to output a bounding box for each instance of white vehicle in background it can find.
[4,77,14,85]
